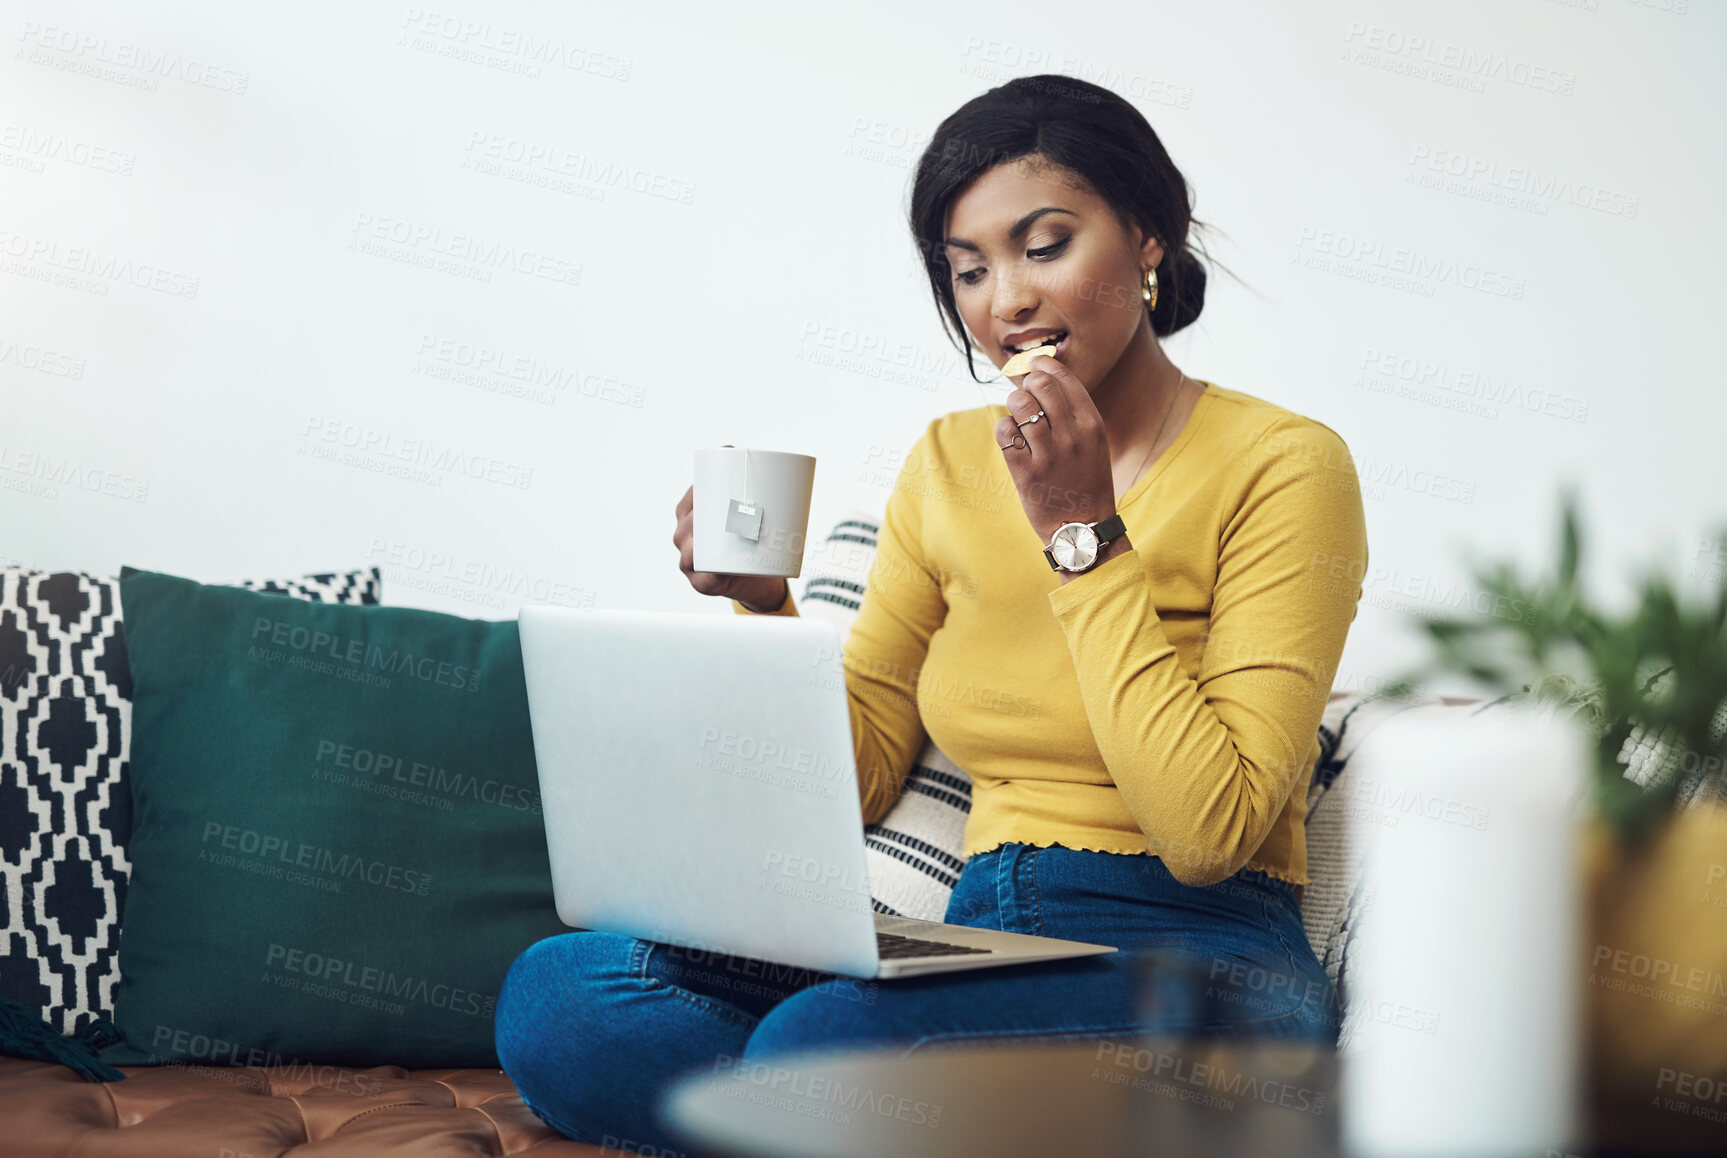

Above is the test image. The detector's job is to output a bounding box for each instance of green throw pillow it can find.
[98,567,567,1069]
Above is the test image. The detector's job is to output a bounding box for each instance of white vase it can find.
[1340,700,1590,1157]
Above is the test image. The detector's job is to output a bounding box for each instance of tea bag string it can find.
[743,446,754,506]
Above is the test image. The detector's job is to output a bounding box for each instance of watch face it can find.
[1052,523,1099,570]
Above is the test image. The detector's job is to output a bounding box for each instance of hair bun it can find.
[1153,246,1207,338]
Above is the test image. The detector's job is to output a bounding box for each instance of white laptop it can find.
[517,606,1117,979]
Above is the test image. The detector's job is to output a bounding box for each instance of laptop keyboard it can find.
[876,931,993,959]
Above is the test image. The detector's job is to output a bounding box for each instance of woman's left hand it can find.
[994,353,1118,544]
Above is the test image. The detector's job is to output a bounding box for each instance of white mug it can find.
[692,447,816,578]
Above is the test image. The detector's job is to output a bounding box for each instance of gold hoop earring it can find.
[1142,267,1158,311]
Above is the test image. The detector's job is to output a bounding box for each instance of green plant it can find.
[1382,484,1727,849]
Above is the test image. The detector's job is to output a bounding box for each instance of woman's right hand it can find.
[674,483,789,612]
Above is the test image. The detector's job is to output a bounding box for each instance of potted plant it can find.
[1383,485,1727,1153]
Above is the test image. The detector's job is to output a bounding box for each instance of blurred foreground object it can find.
[1387,486,1727,1151]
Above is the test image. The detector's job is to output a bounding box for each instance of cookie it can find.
[1001,343,1058,378]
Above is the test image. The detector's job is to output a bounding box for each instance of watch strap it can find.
[1092,512,1126,544]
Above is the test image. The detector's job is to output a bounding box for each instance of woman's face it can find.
[942,155,1162,393]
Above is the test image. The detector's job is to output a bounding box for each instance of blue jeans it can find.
[494,842,1338,1152]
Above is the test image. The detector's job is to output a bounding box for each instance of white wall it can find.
[5,0,1722,694]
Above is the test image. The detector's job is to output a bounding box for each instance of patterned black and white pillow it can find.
[0,567,381,1038]
[791,512,971,922]
[1301,691,1406,983]
[1616,667,1727,809]
[1309,686,1727,1055]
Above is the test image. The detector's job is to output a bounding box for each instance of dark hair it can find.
[909,74,1212,383]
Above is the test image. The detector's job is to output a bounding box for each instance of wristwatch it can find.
[1043,512,1126,573]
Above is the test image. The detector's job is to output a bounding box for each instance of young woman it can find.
[496,73,1369,1150]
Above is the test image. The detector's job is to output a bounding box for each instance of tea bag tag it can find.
[725,499,764,541]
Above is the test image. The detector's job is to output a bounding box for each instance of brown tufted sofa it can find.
[0,1055,603,1156]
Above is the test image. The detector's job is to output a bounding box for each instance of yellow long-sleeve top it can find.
[734,383,1368,887]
